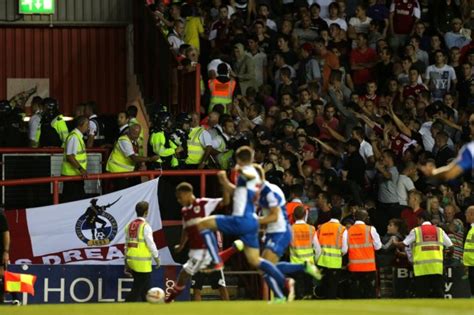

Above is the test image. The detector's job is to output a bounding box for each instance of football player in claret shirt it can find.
[165,182,229,303]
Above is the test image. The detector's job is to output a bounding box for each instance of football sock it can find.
[200,229,221,264]
[276,262,305,275]
[219,246,238,263]
[165,284,185,302]
[258,258,285,288]
[263,274,285,299]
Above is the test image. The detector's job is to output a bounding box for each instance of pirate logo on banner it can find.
[75,197,121,246]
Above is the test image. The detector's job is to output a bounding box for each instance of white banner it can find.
[24,178,176,265]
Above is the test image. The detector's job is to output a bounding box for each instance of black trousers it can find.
[350,271,376,299]
[469,267,474,296]
[125,271,151,302]
[319,267,341,299]
[292,271,314,299]
[415,274,444,298]
[62,180,85,203]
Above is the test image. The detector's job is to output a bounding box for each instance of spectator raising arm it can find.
[310,137,340,157]
[387,103,413,138]
[323,123,347,143]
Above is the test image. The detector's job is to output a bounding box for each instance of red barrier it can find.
[0,169,219,205]
[0,148,108,154]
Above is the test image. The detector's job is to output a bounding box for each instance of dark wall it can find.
[0,27,127,115]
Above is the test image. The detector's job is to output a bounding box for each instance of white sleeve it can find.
[450,67,457,81]
[406,245,413,263]
[203,197,223,216]
[403,229,416,246]
[413,1,421,19]
[65,136,79,155]
[424,66,431,80]
[266,191,279,208]
[349,17,356,27]
[442,230,453,247]
[28,116,40,141]
[371,227,382,250]
[364,144,374,159]
[200,130,213,147]
[143,223,160,259]
[340,20,348,31]
[341,229,348,255]
[118,139,135,157]
[88,120,97,136]
[389,3,395,12]
[405,177,415,192]
[313,231,321,261]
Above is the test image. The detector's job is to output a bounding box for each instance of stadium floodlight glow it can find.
[19,0,55,14]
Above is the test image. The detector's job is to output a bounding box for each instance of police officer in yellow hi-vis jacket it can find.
[125,201,160,302]
[464,206,474,296]
[61,115,89,202]
[399,213,453,298]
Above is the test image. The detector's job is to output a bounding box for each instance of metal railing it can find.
[0,148,109,154]
[0,169,218,205]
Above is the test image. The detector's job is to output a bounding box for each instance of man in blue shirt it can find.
[195,146,292,302]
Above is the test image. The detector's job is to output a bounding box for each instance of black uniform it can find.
[39,115,63,147]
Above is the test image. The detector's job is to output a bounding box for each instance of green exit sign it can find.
[19,0,55,14]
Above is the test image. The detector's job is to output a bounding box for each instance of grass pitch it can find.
[5,299,474,315]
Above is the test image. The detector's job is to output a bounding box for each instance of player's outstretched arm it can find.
[420,162,464,181]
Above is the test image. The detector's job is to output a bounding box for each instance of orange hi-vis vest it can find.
[208,78,236,112]
[286,201,309,225]
[290,222,316,264]
[317,221,346,269]
[347,223,376,272]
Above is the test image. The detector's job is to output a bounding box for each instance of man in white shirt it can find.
[258,4,277,32]
[124,201,160,302]
[84,102,104,148]
[248,37,267,88]
[398,215,453,298]
[464,206,474,296]
[346,210,382,299]
[314,213,348,299]
[168,20,185,54]
[351,126,374,165]
[117,111,130,139]
[424,50,457,101]
[28,96,43,148]
[396,162,416,206]
[106,124,157,190]
[61,116,89,202]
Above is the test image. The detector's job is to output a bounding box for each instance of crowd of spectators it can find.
[1,0,473,285]
[144,0,474,271]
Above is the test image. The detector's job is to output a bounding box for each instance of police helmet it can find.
[175,112,191,129]
[43,98,59,113]
[151,111,173,131]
